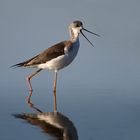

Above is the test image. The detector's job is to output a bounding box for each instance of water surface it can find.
[0,87,140,140]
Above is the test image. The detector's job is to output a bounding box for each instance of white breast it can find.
[38,40,79,70]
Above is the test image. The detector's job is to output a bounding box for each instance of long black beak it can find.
[80,28,100,47]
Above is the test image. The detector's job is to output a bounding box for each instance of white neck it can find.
[69,28,80,42]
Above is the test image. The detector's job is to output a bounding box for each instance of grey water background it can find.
[0,0,140,140]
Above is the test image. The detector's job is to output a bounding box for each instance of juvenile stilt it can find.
[12,20,99,111]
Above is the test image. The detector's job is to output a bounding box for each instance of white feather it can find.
[37,39,79,70]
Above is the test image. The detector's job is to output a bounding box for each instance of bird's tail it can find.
[11,54,39,68]
[10,62,26,68]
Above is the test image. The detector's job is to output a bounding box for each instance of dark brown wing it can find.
[12,41,71,67]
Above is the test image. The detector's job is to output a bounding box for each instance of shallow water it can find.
[0,87,140,140]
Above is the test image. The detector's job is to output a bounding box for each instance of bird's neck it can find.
[69,28,80,42]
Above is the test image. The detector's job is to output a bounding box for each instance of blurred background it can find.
[0,0,139,91]
[0,0,140,140]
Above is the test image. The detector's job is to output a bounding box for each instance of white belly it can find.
[38,41,79,70]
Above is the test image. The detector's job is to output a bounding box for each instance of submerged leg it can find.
[26,69,42,91]
[26,69,42,104]
[53,71,58,112]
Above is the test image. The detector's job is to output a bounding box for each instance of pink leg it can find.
[53,71,58,112]
[26,69,42,104]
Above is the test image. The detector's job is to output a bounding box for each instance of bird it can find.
[12,20,99,111]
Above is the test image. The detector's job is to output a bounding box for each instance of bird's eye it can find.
[75,23,80,27]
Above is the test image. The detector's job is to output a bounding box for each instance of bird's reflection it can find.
[14,102,78,140]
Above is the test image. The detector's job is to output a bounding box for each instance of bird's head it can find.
[69,20,100,47]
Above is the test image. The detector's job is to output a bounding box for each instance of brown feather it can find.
[11,40,72,67]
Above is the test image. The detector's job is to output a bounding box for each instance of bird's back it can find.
[12,39,79,71]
